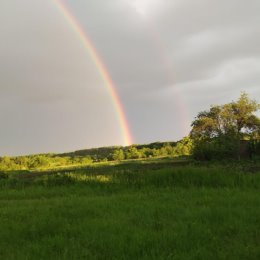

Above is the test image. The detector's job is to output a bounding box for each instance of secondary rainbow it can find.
[53,0,132,146]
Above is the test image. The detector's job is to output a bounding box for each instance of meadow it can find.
[0,158,260,260]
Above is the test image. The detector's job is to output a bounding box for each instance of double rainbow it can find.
[53,0,132,146]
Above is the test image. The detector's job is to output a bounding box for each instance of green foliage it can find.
[126,146,141,159]
[172,136,193,157]
[192,136,240,161]
[0,138,194,171]
[111,149,125,161]
[0,154,93,171]
[250,139,260,159]
[191,92,260,160]
[191,92,260,140]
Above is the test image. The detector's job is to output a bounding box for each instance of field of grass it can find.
[0,158,260,259]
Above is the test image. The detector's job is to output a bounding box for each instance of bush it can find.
[192,136,240,161]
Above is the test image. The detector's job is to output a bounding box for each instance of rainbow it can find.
[53,0,132,146]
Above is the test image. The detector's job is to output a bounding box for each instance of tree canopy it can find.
[191,92,260,140]
[190,92,260,160]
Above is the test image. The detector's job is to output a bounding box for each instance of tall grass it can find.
[0,160,259,259]
[7,164,258,190]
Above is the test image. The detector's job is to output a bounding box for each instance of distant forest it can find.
[0,138,192,171]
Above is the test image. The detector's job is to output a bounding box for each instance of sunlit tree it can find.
[112,149,125,161]
[190,92,260,160]
[191,92,260,140]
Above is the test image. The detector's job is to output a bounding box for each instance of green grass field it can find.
[0,159,260,259]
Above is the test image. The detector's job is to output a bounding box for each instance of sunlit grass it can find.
[0,159,259,259]
[66,172,112,183]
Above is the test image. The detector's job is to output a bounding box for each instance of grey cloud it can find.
[0,0,259,155]
[71,0,260,92]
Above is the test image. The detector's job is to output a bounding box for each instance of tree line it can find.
[0,138,192,171]
[0,92,259,171]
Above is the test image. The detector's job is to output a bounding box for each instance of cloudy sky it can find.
[0,0,259,155]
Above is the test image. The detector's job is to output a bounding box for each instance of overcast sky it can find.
[0,0,259,155]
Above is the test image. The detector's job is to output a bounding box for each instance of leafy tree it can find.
[126,147,141,159]
[158,144,172,156]
[112,149,125,161]
[190,92,260,160]
[0,156,14,170]
[15,156,29,169]
[173,137,192,157]
[81,156,93,165]
[151,148,160,157]
[191,93,260,140]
